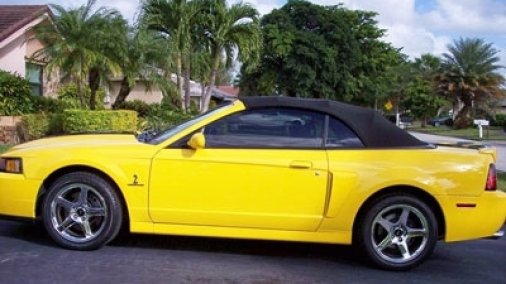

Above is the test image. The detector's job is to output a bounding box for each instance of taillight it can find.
[485,164,497,191]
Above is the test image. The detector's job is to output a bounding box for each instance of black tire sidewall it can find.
[359,195,438,271]
[42,172,123,250]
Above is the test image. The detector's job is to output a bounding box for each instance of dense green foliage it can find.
[0,71,33,115]
[61,110,138,134]
[239,0,401,105]
[118,100,194,130]
[395,54,446,126]
[31,96,68,114]
[57,84,105,110]
[18,114,51,141]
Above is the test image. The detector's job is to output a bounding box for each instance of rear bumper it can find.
[0,173,41,219]
[439,191,506,242]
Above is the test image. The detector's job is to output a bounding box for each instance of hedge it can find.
[18,114,51,141]
[62,110,138,134]
[19,110,138,141]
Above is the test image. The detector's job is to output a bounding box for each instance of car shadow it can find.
[109,231,364,264]
[0,219,363,267]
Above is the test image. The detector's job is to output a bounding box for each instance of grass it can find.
[408,124,506,141]
[497,172,506,192]
[0,144,11,154]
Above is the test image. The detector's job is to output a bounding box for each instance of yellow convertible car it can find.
[0,97,505,270]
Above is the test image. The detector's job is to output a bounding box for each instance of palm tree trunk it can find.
[77,75,86,109]
[184,55,191,112]
[175,52,184,111]
[112,76,132,109]
[202,52,221,113]
[88,68,100,110]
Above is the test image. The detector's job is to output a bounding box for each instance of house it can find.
[0,5,57,96]
[0,4,238,110]
[212,85,239,100]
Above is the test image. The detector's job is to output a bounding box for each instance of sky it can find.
[2,0,506,73]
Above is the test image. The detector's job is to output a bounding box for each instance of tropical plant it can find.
[199,0,261,112]
[437,38,505,128]
[31,0,126,109]
[143,0,197,111]
[111,26,173,109]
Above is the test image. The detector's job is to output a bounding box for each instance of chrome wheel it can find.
[49,183,107,243]
[371,204,429,264]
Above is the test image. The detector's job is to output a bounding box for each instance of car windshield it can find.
[145,102,234,145]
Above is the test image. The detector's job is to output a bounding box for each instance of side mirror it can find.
[187,132,206,149]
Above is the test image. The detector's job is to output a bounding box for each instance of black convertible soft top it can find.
[240,96,429,148]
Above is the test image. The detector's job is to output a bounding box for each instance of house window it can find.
[25,63,43,96]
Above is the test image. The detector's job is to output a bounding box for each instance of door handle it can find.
[289,160,312,169]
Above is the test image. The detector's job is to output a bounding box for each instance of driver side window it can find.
[203,108,325,148]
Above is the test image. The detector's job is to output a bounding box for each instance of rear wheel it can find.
[358,195,438,270]
[42,172,123,250]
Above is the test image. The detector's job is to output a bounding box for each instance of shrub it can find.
[57,83,105,109]
[492,113,506,127]
[31,96,68,113]
[116,100,152,117]
[0,70,33,115]
[62,110,138,134]
[18,114,50,141]
[141,103,195,131]
[18,113,64,141]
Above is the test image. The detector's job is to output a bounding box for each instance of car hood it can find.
[7,134,142,153]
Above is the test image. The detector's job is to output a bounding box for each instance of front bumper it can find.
[439,191,506,242]
[0,173,41,219]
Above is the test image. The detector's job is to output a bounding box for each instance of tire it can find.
[42,172,123,250]
[357,195,438,271]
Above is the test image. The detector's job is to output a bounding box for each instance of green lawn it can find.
[408,124,506,141]
[497,172,506,192]
[0,145,11,154]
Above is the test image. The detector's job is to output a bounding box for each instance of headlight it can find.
[0,158,23,174]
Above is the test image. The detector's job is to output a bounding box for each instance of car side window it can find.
[203,108,325,148]
[326,117,364,148]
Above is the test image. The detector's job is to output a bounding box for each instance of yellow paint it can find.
[0,99,505,245]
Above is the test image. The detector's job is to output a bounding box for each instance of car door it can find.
[149,108,328,231]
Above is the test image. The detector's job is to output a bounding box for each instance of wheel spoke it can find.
[376,216,394,231]
[407,228,427,238]
[57,216,75,232]
[398,240,411,260]
[78,187,89,205]
[399,208,410,226]
[87,206,105,217]
[81,220,93,238]
[56,196,75,209]
[375,234,394,251]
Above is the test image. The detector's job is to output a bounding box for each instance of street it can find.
[0,220,504,284]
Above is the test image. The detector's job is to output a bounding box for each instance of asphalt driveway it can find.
[0,220,504,284]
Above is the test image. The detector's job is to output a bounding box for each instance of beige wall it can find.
[106,81,164,106]
[0,33,26,75]
[0,15,58,96]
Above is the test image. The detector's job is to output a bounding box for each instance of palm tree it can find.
[143,0,197,111]
[112,26,172,108]
[437,38,505,128]
[32,0,125,109]
[199,0,261,112]
[413,53,441,81]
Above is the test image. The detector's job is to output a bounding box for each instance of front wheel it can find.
[42,172,123,250]
[357,195,438,270]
